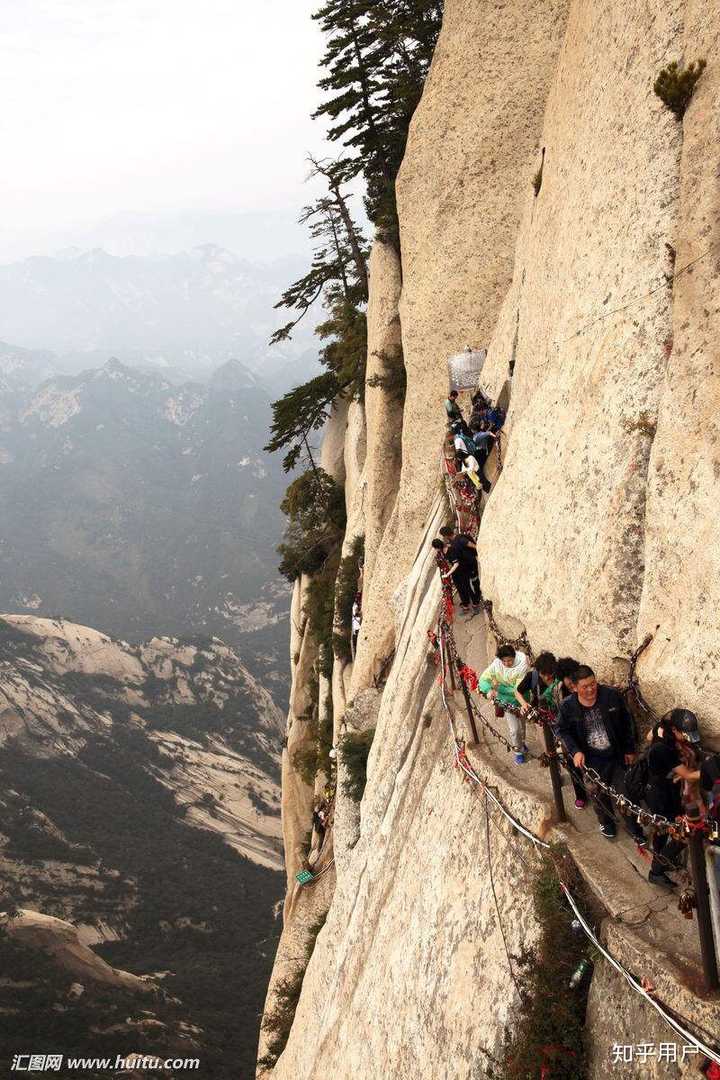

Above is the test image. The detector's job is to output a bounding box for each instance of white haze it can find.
[0,0,332,261]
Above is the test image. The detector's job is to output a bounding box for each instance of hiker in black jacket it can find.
[556,657,587,808]
[644,720,684,888]
[558,665,644,841]
[438,525,481,614]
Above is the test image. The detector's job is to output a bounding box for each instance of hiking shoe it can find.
[514,750,526,765]
[599,823,617,839]
[649,871,676,890]
[635,837,648,850]
[574,798,586,809]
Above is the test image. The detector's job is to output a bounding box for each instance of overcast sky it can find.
[0,0,331,258]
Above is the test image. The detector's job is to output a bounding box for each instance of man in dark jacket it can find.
[558,665,643,840]
[438,525,481,613]
[645,709,704,888]
[444,390,464,426]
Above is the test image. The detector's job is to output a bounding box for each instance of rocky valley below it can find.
[0,614,285,1079]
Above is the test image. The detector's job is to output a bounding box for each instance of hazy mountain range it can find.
[0,222,311,1076]
[0,208,317,266]
[0,354,292,700]
[0,243,320,390]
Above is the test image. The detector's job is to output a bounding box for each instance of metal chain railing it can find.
[440,446,714,842]
[437,439,720,990]
[482,598,535,664]
[444,586,716,841]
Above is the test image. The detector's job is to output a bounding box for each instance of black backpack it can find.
[624,751,650,805]
[704,754,720,821]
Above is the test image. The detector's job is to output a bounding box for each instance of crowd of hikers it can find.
[444,387,504,495]
[434,388,720,892]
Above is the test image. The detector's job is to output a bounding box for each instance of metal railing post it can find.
[706,845,720,964]
[540,721,567,823]
[458,671,480,746]
[687,829,719,992]
[445,636,457,692]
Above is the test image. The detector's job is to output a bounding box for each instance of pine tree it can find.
[266,1,443,519]
[264,372,339,473]
[265,160,369,471]
[312,0,443,242]
[269,177,366,347]
[308,155,369,302]
[277,468,347,580]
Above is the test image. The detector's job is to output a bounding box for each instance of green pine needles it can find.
[312,0,443,245]
[265,3,443,482]
[277,469,346,582]
[292,694,334,786]
[487,848,597,1080]
[366,345,407,403]
[333,534,365,662]
[338,727,375,801]
[256,912,329,1071]
[654,58,706,120]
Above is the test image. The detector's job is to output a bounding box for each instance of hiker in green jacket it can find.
[444,389,464,425]
[479,644,530,764]
[515,653,587,808]
[514,651,562,715]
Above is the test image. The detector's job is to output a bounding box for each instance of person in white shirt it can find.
[478,645,530,763]
[458,451,482,489]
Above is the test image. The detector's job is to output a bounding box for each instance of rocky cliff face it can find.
[0,614,283,870]
[263,3,720,1077]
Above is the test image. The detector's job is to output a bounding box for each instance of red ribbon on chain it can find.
[683,816,709,834]
[457,664,479,692]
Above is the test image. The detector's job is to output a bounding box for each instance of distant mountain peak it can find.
[103,356,128,372]
[90,356,144,386]
[0,247,322,389]
[193,242,235,259]
[210,357,259,390]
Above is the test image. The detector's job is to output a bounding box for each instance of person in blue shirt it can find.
[485,405,505,431]
[468,420,496,493]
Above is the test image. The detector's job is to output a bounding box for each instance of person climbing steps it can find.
[555,658,587,808]
[444,389,469,433]
[431,537,458,619]
[468,420,495,494]
[558,666,645,843]
[478,644,530,763]
[439,525,481,616]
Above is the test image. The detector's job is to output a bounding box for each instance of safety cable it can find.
[561,884,720,1067]
[437,613,720,1066]
[437,451,719,1057]
[562,238,720,343]
[484,790,521,993]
